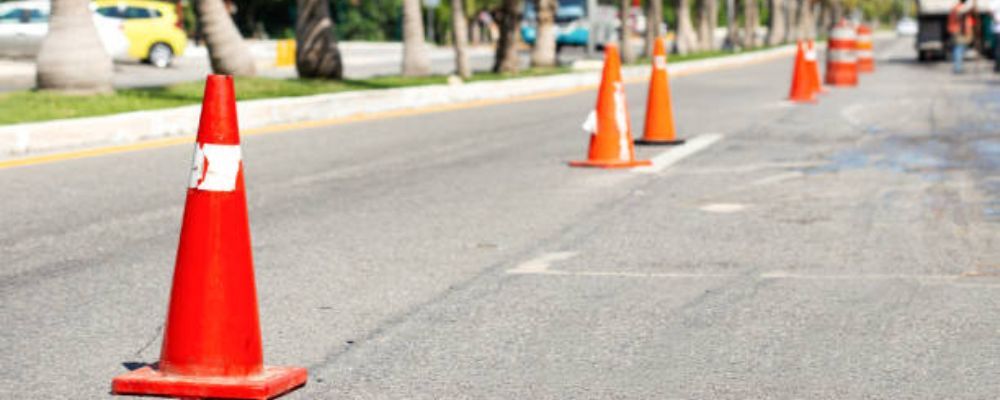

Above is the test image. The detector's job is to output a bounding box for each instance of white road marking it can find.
[750,171,804,186]
[633,133,724,174]
[506,252,578,274]
[509,263,1000,288]
[699,203,747,213]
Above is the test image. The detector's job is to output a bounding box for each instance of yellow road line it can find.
[0,47,792,171]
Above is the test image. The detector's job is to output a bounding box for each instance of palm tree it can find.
[697,0,719,50]
[742,0,760,48]
[531,0,558,67]
[675,0,698,54]
[402,0,431,76]
[645,0,664,57]
[295,0,343,79]
[493,0,522,73]
[785,0,799,41]
[452,0,472,78]
[766,0,785,45]
[195,0,255,75]
[619,0,635,63]
[797,0,816,39]
[36,0,113,93]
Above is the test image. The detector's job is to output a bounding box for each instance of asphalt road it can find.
[2,37,999,398]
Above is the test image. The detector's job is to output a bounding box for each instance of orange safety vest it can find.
[948,3,975,36]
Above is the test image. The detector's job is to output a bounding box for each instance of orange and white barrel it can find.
[826,20,858,86]
[856,24,874,73]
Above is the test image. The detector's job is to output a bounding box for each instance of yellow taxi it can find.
[92,0,187,68]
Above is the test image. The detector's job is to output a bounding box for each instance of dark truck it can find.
[916,0,994,61]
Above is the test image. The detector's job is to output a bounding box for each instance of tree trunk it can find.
[784,0,799,41]
[799,0,815,38]
[742,0,759,48]
[726,0,738,48]
[295,0,342,79]
[195,0,255,76]
[697,0,718,50]
[620,0,636,63]
[493,0,522,73]
[452,0,472,77]
[402,0,431,76]
[676,0,698,54]
[36,0,113,93]
[766,0,785,45]
[532,0,557,67]
[645,0,664,57]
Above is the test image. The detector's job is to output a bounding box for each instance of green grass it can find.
[0,46,770,126]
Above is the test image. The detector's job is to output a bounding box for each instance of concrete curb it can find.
[0,44,797,159]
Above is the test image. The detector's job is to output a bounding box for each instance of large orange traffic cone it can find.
[635,37,685,146]
[788,41,816,103]
[111,75,307,400]
[570,44,652,168]
[806,40,825,95]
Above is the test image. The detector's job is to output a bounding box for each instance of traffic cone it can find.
[570,43,652,168]
[111,75,307,400]
[788,41,816,103]
[806,40,825,94]
[635,37,685,146]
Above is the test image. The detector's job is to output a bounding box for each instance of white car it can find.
[0,0,129,59]
[897,17,918,36]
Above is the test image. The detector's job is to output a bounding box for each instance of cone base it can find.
[112,365,307,400]
[635,138,686,146]
[569,159,653,169]
[787,97,818,104]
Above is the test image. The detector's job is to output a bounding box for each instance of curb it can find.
[0,44,797,160]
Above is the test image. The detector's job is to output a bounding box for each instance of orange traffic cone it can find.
[788,41,817,103]
[806,40,825,95]
[635,37,685,146]
[111,75,307,400]
[570,43,652,168]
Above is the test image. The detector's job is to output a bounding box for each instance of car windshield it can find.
[0,9,21,23]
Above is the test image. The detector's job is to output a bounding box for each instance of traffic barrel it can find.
[635,36,685,145]
[111,75,307,400]
[856,24,874,73]
[788,41,817,103]
[825,19,858,86]
[570,43,651,168]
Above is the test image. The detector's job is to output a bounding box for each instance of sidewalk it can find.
[0,43,799,161]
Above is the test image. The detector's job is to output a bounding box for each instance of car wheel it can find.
[148,43,173,68]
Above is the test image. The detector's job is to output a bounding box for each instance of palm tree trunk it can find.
[295,0,342,79]
[620,0,635,63]
[402,0,431,76]
[195,0,255,76]
[36,0,113,93]
[766,0,785,45]
[451,0,472,77]
[741,0,759,48]
[676,0,698,54]
[798,0,816,39]
[784,0,799,41]
[531,0,558,67]
[645,0,663,57]
[493,0,522,73]
[697,0,718,50]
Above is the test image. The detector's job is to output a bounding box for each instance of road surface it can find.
[1,37,998,398]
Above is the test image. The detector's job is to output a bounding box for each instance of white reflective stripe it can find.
[856,34,872,41]
[828,50,857,62]
[830,28,856,40]
[804,49,817,61]
[654,55,667,70]
[581,110,597,133]
[612,82,630,161]
[856,50,874,58]
[189,143,241,192]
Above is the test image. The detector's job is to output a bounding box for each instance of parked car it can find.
[0,0,128,59]
[92,0,187,67]
[521,0,593,50]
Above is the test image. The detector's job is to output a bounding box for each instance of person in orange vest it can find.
[949,0,977,73]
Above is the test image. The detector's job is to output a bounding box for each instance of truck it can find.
[915,0,993,61]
